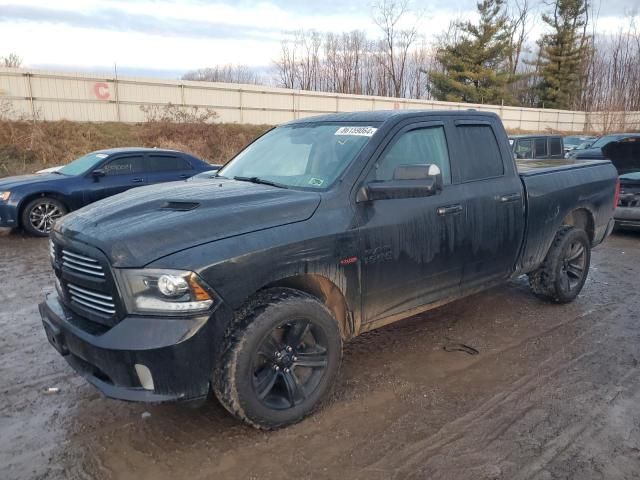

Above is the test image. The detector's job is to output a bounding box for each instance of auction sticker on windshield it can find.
[335,126,377,137]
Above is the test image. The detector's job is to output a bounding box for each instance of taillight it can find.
[614,178,621,208]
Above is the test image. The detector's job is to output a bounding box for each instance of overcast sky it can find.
[0,0,638,78]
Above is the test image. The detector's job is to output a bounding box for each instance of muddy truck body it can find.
[39,111,618,428]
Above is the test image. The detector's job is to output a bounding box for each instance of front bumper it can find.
[0,203,18,228]
[614,206,640,229]
[39,295,224,403]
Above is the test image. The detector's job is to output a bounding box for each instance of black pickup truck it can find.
[39,111,618,429]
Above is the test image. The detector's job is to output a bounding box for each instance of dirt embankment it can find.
[0,120,269,177]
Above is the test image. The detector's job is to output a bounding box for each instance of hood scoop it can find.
[160,201,200,211]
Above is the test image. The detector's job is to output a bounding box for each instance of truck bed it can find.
[515,158,618,275]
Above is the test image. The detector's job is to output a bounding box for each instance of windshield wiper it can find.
[233,176,288,189]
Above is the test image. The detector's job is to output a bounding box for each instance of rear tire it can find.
[528,226,591,303]
[21,197,67,237]
[213,288,342,429]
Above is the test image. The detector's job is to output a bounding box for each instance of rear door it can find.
[82,154,146,205]
[356,120,467,324]
[449,120,526,290]
[145,153,195,184]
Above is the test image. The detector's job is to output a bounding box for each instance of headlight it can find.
[0,192,10,202]
[115,269,214,315]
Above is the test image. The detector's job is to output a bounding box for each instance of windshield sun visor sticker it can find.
[334,126,377,137]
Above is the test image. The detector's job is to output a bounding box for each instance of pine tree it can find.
[429,0,515,104]
[536,0,590,109]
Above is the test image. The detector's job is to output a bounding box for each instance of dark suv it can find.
[509,135,564,160]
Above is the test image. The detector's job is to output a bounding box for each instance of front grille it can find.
[62,250,105,278]
[67,283,116,316]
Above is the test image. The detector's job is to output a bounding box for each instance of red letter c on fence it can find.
[94,82,110,100]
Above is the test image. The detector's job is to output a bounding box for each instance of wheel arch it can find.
[262,274,354,340]
[17,191,70,227]
[561,207,595,244]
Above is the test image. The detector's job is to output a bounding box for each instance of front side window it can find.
[219,124,376,189]
[370,126,451,184]
[103,156,145,176]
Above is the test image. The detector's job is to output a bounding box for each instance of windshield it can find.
[219,124,377,189]
[590,135,623,149]
[564,137,583,147]
[58,152,110,176]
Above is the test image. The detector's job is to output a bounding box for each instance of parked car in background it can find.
[509,134,564,160]
[567,133,640,159]
[36,166,62,174]
[0,148,214,236]
[40,110,617,428]
[563,135,597,155]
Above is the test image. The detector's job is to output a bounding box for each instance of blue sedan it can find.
[0,148,215,236]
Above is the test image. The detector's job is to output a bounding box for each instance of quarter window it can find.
[549,137,562,156]
[534,138,548,158]
[371,126,451,184]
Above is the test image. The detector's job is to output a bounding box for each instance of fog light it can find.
[134,364,155,391]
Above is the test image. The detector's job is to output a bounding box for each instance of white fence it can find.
[1,67,639,133]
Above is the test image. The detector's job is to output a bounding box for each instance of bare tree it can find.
[1,53,22,68]
[372,0,419,97]
[182,65,262,84]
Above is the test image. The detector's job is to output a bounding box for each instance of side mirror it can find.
[356,164,443,203]
[91,169,106,181]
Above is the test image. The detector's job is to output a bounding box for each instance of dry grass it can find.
[0,120,270,177]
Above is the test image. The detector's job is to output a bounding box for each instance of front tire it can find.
[528,226,591,303]
[213,288,342,429]
[21,197,67,237]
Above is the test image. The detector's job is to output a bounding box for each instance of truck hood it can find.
[54,179,321,267]
[572,147,606,160]
[0,173,66,190]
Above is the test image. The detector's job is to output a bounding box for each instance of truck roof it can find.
[284,110,499,125]
[509,134,562,139]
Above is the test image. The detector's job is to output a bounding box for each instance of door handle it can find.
[179,174,190,179]
[131,178,144,183]
[437,204,463,216]
[497,193,521,203]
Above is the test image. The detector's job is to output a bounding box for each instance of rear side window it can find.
[372,126,451,184]
[534,138,548,158]
[456,125,504,182]
[103,155,145,175]
[549,137,562,156]
[146,155,192,172]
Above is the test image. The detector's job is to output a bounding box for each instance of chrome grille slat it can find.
[69,296,116,315]
[67,282,116,315]
[61,249,105,278]
[62,257,103,270]
[69,289,113,307]
[62,250,99,263]
[62,262,106,277]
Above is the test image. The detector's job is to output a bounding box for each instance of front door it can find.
[356,122,467,324]
[82,154,147,206]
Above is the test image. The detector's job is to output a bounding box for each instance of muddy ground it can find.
[1,229,639,480]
